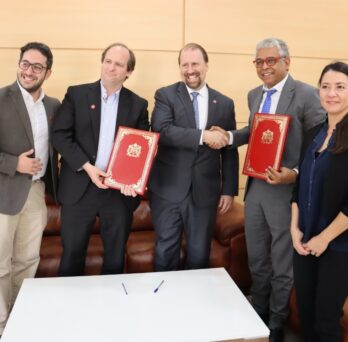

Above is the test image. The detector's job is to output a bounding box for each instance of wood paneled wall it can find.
[1,0,347,201]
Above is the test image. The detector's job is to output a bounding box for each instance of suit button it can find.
[92,155,96,160]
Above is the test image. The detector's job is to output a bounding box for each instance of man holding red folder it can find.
[214,38,325,342]
[52,43,149,276]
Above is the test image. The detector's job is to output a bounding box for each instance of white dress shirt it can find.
[259,74,289,114]
[229,74,289,145]
[186,84,209,144]
[18,81,49,181]
[95,83,121,171]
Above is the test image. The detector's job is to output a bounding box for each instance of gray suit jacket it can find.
[0,82,60,215]
[232,75,326,194]
[149,82,239,207]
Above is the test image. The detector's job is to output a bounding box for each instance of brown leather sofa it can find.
[37,195,252,293]
[36,195,348,340]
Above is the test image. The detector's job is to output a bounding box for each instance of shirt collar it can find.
[100,81,121,102]
[17,80,45,103]
[263,74,289,93]
[185,83,208,98]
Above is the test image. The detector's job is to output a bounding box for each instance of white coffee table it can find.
[2,268,269,342]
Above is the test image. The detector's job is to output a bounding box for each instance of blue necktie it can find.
[261,89,277,114]
[191,92,200,128]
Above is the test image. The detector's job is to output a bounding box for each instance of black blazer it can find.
[52,81,149,207]
[293,122,348,244]
[149,82,239,207]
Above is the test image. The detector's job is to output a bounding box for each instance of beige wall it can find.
[1,0,347,202]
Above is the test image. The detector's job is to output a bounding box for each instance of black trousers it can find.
[293,248,348,342]
[59,184,133,276]
[150,191,218,271]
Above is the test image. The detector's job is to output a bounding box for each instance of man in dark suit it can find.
[0,42,59,336]
[52,43,149,276]
[149,43,239,271]
[213,38,326,342]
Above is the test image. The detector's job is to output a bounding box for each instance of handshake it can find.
[203,126,230,149]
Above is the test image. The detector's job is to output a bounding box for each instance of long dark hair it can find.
[319,61,348,154]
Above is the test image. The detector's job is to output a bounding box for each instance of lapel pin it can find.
[90,104,96,110]
[213,99,217,104]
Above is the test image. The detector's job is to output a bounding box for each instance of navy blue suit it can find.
[149,82,238,270]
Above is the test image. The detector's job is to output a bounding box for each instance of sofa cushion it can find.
[37,234,104,277]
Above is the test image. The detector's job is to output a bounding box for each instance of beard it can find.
[184,72,203,90]
[17,74,46,94]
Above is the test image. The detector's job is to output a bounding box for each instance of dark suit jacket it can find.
[0,82,60,215]
[149,82,239,207]
[232,75,326,196]
[51,81,149,208]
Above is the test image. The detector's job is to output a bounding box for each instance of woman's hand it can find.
[290,225,309,255]
[303,234,329,257]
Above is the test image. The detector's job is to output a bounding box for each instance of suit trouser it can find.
[59,184,133,276]
[0,181,46,334]
[244,179,293,329]
[294,249,348,342]
[150,191,218,271]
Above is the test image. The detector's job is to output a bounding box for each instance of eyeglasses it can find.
[19,60,47,74]
[253,56,285,68]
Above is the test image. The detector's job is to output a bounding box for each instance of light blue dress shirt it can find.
[95,83,121,171]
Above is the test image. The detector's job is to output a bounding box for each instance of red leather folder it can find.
[103,127,159,195]
[242,113,291,181]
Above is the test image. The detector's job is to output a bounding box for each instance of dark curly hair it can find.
[20,42,53,69]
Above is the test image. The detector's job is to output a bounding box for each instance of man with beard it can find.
[148,43,239,271]
[0,42,60,337]
[52,43,149,277]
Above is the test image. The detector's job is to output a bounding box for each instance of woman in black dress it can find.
[291,61,348,342]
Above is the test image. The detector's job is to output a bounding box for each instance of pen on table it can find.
[154,280,165,293]
[122,282,128,295]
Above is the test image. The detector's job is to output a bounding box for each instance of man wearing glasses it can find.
[0,42,60,337]
[213,38,325,342]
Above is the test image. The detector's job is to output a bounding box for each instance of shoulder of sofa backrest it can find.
[214,200,245,245]
[132,197,153,232]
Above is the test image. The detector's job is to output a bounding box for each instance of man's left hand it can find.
[120,184,138,197]
[218,195,234,215]
[266,166,297,185]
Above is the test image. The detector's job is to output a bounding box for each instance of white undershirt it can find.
[186,84,209,144]
[18,81,49,181]
[259,74,289,114]
[229,74,290,145]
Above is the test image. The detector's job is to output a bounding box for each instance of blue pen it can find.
[154,280,165,293]
[122,282,128,295]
